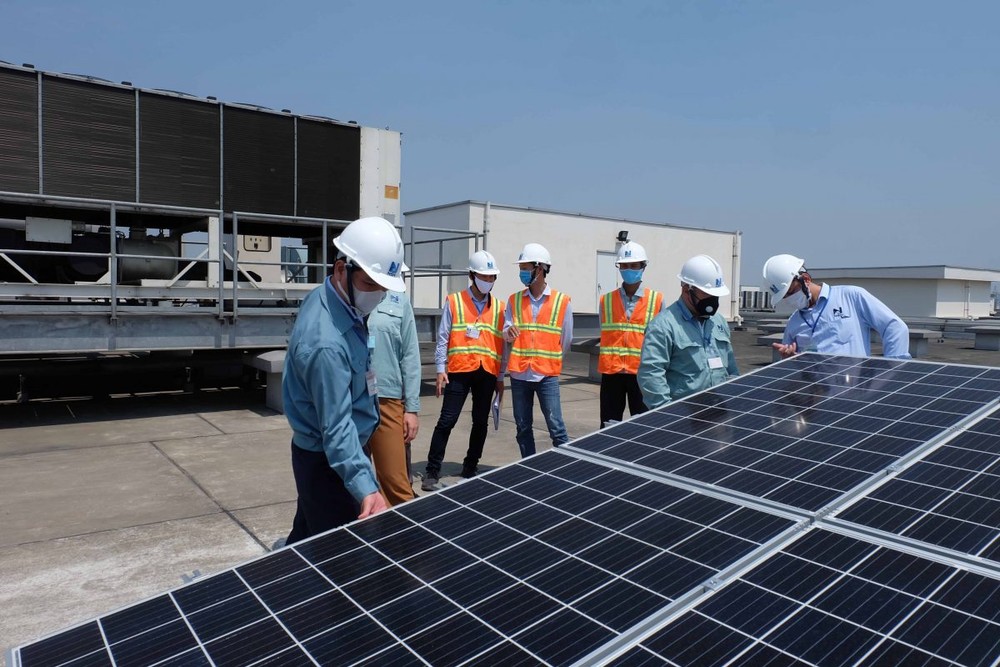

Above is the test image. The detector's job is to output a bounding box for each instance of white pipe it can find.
[483,201,491,251]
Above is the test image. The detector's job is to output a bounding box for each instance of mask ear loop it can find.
[797,270,812,306]
[346,262,357,309]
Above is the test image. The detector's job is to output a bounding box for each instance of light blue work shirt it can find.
[782,283,911,359]
[282,278,380,503]
[501,284,574,381]
[637,299,739,409]
[368,291,422,413]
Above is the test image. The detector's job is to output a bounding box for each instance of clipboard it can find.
[491,393,502,431]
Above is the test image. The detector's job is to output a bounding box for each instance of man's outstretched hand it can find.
[358,491,389,519]
[772,341,798,359]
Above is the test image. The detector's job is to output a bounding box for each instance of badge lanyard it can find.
[803,298,829,336]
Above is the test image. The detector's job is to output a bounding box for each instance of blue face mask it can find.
[519,269,534,286]
[619,268,643,285]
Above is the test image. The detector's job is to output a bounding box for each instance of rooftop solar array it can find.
[572,354,1000,515]
[10,353,1000,666]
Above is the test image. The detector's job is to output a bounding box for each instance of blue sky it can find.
[3,0,998,284]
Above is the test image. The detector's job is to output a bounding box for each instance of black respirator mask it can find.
[689,287,719,318]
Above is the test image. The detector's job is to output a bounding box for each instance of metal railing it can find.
[0,191,495,319]
[405,225,484,310]
[0,191,349,321]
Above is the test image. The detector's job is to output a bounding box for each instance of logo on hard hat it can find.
[487,261,494,269]
[769,283,779,295]
[715,278,722,287]
[624,250,632,257]
[388,261,400,277]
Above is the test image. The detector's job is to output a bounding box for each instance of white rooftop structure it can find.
[809,265,1000,319]
[404,200,742,319]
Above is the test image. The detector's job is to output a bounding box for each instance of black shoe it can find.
[421,475,442,492]
[461,466,478,479]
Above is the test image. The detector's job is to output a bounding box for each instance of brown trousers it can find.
[368,398,415,506]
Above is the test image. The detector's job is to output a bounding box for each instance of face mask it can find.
[785,288,811,311]
[519,269,535,287]
[619,268,644,285]
[352,288,385,316]
[474,276,494,294]
[689,288,719,318]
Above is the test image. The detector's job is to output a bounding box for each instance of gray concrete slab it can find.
[0,414,223,457]
[155,429,296,511]
[231,501,297,549]
[195,408,288,435]
[0,514,264,659]
[0,443,219,547]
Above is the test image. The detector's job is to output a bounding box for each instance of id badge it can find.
[708,356,724,370]
[366,369,378,396]
[465,324,481,339]
[367,333,376,350]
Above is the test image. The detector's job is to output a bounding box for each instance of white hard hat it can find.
[615,241,648,265]
[468,250,500,275]
[515,243,552,266]
[762,254,805,300]
[678,254,730,297]
[332,216,406,292]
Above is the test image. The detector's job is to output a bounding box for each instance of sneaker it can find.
[421,475,440,492]
[271,537,287,551]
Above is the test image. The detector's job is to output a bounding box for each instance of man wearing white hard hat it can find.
[598,240,665,428]
[637,254,739,408]
[762,254,910,359]
[422,250,506,490]
[282,216,405,543]
[503,243,574,457]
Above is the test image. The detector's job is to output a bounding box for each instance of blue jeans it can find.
[511,376,568,457]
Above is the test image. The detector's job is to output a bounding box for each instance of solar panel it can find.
[606,528,1000,666]
[10,354,1000,666]
[833,404,1000,564]
[11,452,799,667]
[569,354,1000,514]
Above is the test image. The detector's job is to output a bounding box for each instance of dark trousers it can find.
[426,368,496,477]
[286,442,359,545]
[600,373,647,429]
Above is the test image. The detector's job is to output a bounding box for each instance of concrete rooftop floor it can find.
[2,329,999,660]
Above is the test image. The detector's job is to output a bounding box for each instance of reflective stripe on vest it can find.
[446,290,504,375]
[508,289,570,376]
[598,287,663,374]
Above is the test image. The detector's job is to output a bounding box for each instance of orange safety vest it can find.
[446,290,505,376]
[598,287,663,374]
[507,289,570,376]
